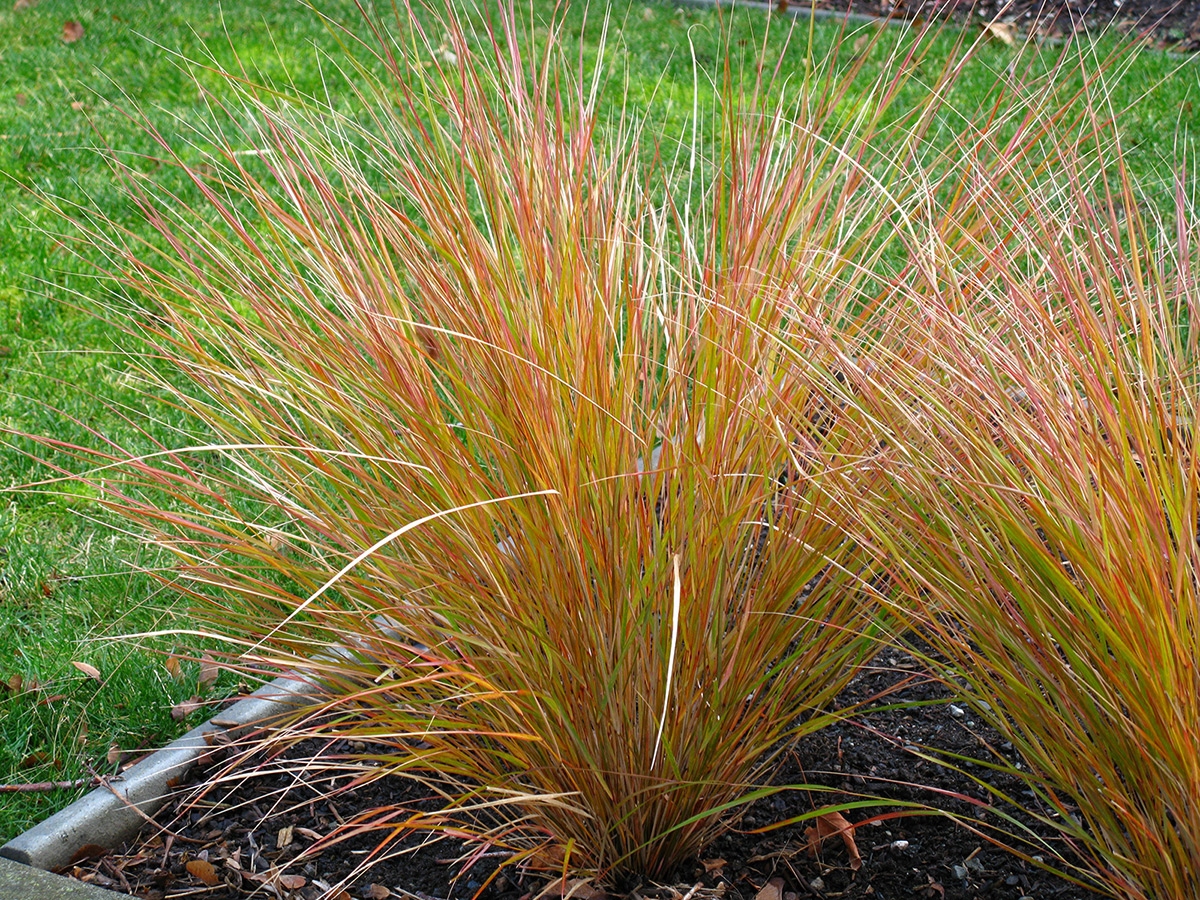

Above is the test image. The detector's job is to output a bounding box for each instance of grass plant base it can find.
[62,652,1105,900]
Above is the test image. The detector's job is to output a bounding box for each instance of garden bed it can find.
[64,652,1105,900]
[802,0,1200,49]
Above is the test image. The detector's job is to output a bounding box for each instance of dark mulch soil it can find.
[801,0,1200,50]
[68,652,1108,900]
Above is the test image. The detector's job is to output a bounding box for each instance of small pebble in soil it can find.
[890,840,909,851]
[951,865,969,880]
[948,704,965,718]
[809,877,825,891]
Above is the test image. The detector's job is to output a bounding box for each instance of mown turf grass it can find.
[1,0,1196,841]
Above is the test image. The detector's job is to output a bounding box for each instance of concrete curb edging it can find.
[0,675,318,873]
[671,0,894,27]
[0,857,125,899]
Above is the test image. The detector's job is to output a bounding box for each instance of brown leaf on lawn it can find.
[754,876,785,900]
[70,101,85,111]
[803,811,863,871]
[982,20,1017,44]
[18,751,48,769]
[106,743,122,766]
[164,655,182,678]
[61,20,85,43]
[12,94,26,107]
[171,696,202,720]
[198,653,219,689]
[5,674,22,693]
[71,661,102,682]
[13,0,36,10]
[186,858,220,886]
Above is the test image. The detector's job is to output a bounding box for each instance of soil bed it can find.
[68,652,1106,900]
[803,0,1200,50]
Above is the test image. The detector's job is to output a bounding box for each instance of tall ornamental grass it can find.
[51,0,978,883]
[811,93,1200,898]
[51,0,1189,889]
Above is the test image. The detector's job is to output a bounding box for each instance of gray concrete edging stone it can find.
[0,675,317,873]
[0,857,125,900]
[671,0,891,27]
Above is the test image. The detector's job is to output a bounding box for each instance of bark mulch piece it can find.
[67,650,1108,900]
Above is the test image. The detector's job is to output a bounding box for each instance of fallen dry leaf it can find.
[982,20,1017,44]
[701,858,727,876]
[542,877,605,900]
[803,811,862,871]
[852,32,873,55]
[277,874,306,890]
[276,825,294,849]
[199,653,219,689]
[164,655,182,678]
[68,844,107,865]
[61,20,84,43]
[186,858,220,886]
[71,661,102,682]
[69,100,85,111]
[18,751,48,769]
[13,0,36,10]
[14,93,27,106]
[364,886,390,900]
[754,876,785,900]
[105,743,121,766]
[171,696,202,721]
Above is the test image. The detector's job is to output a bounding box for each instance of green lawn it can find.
[1,0,1197,840]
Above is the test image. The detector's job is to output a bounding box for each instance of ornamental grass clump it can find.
[811,97,1200,897]
[53,0,978,884]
